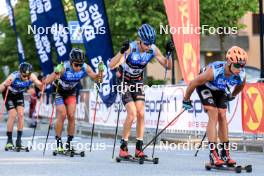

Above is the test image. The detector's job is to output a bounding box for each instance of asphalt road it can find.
[0,123,262,176]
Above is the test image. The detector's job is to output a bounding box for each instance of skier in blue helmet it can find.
[109,23,175,158]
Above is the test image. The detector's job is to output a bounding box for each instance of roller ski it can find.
[116,139,143,164]
[134,149,159,164]
[205,163,252,173]
[116,140,158,164]
[52,147,85,157]
[116,150,159,165]
[5,140,29,152]
[205,148,252,173]
[220,143,252,173]
[53,140,84,157]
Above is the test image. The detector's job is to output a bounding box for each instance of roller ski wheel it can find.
[153,157,159,164]
[244,165,252,173]
[139,157,144,165]
[226,163,252,173]
[80,151,85,157]
[70,151,74,157]
[53,151,57,156]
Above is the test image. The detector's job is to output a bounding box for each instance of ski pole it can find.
[151,53,170,158]
[0,87,9,120]
[141,109,186,153]
[90,61,104,152]
[112,53,126,159]
[194,131,207,157]
[30,83,46,150]
[43,86,58,156]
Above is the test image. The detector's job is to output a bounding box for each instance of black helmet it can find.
[19,62,32,75]
[69,48,85,64]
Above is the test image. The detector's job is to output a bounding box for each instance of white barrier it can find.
[89,85,243,133]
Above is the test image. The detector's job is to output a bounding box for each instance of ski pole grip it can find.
[98,61,104,83]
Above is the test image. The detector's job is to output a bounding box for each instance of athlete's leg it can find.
[65,95,77,150]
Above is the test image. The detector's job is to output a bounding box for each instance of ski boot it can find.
[5,142,14,151]
[209,149,225,166]
[208,142,224,167]
[119,139,131,158]
[15,139,29,152]
[220,141,236,166]
[135,140,147,158]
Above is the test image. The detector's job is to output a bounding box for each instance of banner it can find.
[73,0,117,107]
[6,0,25,63]
[29,0,54,75]
[242,83,264,134]
[45,0,72,62]
[89,86,243,133]
[163,0,200,84]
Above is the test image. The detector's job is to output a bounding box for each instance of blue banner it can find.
[28,0,54,75]
[73,0,117,107]
[6,0,25,63]
[45,0,72,62]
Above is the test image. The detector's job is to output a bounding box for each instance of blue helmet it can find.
[137,24,156,45]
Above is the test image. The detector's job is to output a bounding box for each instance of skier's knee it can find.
[137,110,144,119]
[218,110,226,121]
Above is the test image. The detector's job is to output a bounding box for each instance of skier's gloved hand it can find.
[120,40,130,54]
[4,79,12,87]
[96,61,105,83]
[182,100,193,110]
[165,40,175,56]
[227,94,236,101]
[54,63,64,74]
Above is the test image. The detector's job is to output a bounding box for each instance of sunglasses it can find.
[143,42,151,46]
[233,63,245,69]
[73,63,83,68]
[21,74,30,79]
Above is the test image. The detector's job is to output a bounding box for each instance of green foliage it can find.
[0,0,259,82]
[104,0,170,54]
[200,0,258,30]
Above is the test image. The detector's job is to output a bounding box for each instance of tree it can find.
[0,0,259,82]
[104,0,171,53]
[200,0,258,58]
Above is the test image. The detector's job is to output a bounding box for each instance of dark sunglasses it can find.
[73,63,83,68]
[143,42,151,46]
[21,74,30,78]
[233,63,245,69]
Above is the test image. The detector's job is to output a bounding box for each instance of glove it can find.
[227,94,236,101]
[182,100,193,110]
[96,61,105,83]
[120,40,130,54]
[54,63,64,74]
[4,79,12,87]
[165,40,175,55]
